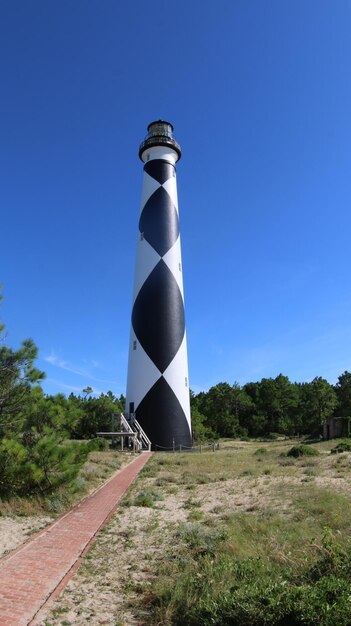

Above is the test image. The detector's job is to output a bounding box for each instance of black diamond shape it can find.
[132,260,185,373]
[136,376,192,449]
[144,159,175,184]
[139,186,179,257]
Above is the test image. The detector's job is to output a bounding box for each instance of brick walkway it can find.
[0,452,152,626]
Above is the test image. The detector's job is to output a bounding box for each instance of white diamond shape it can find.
[163,178,179,214]
[132,238,160,304]
[162,237,184,297]
[163,333,191,431]
[140,172,161,213]
[126,333,161,411]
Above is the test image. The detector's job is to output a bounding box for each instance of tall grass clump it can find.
[287,444,319,458]
[254,447,267,455]
[331,441,351,454]
[124,489,164,508]
[150,526,351,626]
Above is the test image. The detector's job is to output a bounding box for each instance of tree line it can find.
[191,373,351,441]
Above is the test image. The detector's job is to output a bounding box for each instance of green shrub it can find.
[139,463,159,477]
[331,441,351,454]
[254,447,267,455]
[154,477,169,487]
[70,477,87,493]
[87,437,109,451]
[46,495,67,513]
[128,489,164,508]
[287,445,319,458]
[177,522,228,557]
[0,432,94,498]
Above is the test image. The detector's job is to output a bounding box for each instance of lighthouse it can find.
[126,120,192,450]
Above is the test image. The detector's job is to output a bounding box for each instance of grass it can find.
[141,440,351,625]
[151,531,351,625]
[40,437,351,626]
[126,489,164,508]
[254,447,268,455]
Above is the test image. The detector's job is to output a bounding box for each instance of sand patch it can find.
[0,516,53,558]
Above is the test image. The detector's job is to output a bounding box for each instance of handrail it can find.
[119,413,142,450]
[119,412,134,434]
[139,135,181,159]
[120,413,151,451]
[133,418,151,451]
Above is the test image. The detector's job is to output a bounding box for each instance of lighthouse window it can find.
[133,340,137,350]
[178,262,182,272]
[185,377,188,387]
[140,232,144,241]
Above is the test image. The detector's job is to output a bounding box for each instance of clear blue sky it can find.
[1,1,350,397]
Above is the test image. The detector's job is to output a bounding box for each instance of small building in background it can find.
[323,416,350,440]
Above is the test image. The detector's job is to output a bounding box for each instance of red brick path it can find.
[0,452,153,626]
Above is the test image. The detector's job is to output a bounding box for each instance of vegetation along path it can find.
[0,452,152,626]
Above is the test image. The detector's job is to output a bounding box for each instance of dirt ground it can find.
[0,516,54,558]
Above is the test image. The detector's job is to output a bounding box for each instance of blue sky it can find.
[1,0,351,396]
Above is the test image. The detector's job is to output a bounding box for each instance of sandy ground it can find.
[2,444,350,625]
[34,488,190,625]
[34,447,351,625]
[0,516,53,558]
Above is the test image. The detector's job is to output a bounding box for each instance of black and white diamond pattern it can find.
[126,158,192,449]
